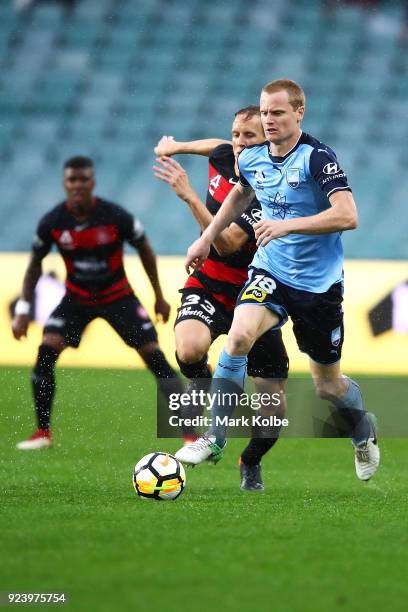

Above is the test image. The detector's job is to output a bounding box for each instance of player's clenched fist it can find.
[254,219,292,247]
[12,314,30,340]
[154,296,171,323]
[185,236,211,273]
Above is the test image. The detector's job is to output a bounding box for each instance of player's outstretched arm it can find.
[137,238,171,323]
[154,135,230,158]
[154,156,249,256]
[185,183,254,272]
[12,252,43,340]
[254,189,358,247]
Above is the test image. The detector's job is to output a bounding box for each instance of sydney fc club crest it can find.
[286,167,300,189]
[267,192,292,219]
[253,170,265,190]
[331,326,342,347]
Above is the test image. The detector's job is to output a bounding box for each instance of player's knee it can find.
[137,341,159,361]
[175,322,211,364]
[176,336,209,364]
[253,377,287,416]
[227,327,255,355]
[42,333,65,353]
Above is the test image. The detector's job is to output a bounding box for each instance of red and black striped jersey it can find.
[185,143,261,310]
[32,197,145,304]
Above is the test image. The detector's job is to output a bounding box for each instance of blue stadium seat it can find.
[0,0,406,258]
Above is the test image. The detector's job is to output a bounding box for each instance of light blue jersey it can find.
[238,132,351,292]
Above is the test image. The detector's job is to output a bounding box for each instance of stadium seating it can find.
[0,0,406,257]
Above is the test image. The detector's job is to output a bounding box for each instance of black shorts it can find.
[43,292,158,349]
[175,288,288,379]
[237,266,344,365]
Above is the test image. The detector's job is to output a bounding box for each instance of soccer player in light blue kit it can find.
[176,79,380,481]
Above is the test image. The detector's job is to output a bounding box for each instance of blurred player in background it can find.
[154,106,289,491]
[12,155,182,450]
[179,80,380,481]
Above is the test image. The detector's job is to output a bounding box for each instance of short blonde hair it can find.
[234,105,260,120]
[262,79,305,111]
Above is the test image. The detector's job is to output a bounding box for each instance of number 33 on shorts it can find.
[241,273,277,302]
[183,293,216,315]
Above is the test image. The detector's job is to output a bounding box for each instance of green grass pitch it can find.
[1,366,408,612]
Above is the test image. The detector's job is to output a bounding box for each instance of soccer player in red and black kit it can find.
[154,106,289,491]
[12,156,182,450]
